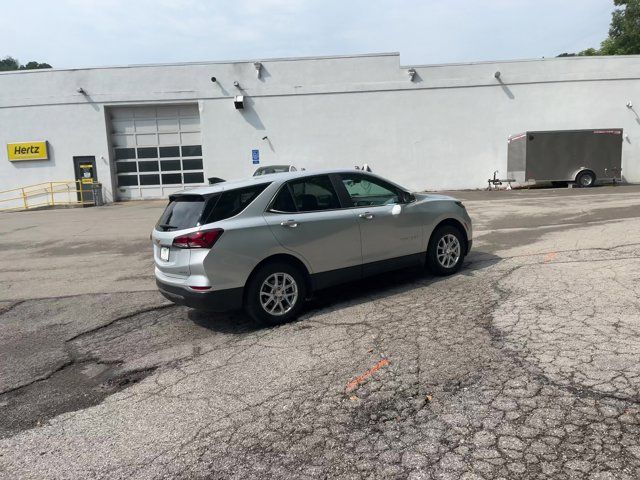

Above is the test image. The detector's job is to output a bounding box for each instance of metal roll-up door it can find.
[109,105,205,200]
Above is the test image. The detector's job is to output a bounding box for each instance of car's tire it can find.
[426,225,465,276]
[575,170,596,188]
[244,262,307,325]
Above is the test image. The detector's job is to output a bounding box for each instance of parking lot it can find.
[1,185,640,479]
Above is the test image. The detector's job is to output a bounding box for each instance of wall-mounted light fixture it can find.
[233,81,241,89]
[254,62,262,79]
[234,95,244,109]
[407,68,416,82]
[627,101,633,109]
[494,71,501,80]
[77,87,86,94]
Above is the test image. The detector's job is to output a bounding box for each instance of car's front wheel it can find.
[426,225,465,275]
[244,262,307,325]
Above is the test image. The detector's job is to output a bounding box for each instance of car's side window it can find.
[285,175,341,212]
[341,174,400,207]
[202,183,270,223]
[270,185,297,213]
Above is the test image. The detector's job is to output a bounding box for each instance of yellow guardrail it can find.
[0,180,96,212]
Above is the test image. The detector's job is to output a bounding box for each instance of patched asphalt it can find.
[1,185,639,479]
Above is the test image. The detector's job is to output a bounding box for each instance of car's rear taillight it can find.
[173,228,224,249]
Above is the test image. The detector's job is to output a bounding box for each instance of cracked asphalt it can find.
[1,185,640,479]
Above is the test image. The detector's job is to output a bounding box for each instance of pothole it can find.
[0,359,158,438]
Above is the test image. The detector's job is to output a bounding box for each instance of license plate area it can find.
[160,246,170,262]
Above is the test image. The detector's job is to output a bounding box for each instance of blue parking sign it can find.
[251,149,259,164]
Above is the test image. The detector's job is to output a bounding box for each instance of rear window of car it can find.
[201,183,270,224]
[156,183,270,231]
[156,195,207,231]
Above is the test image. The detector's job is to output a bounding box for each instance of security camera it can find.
[210,76,217,83]
[627,101,633,109]
[254,62,262,78]
[233,81,240,88]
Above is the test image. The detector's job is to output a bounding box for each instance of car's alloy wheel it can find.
[259,272,298,316]
[436,233,461,269]
[245,262,306,325]
[426,225,465,276]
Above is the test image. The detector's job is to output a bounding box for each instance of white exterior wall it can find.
[1,52,640,202]
[0,105,112,200]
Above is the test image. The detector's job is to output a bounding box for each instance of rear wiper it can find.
[158,224,178,231]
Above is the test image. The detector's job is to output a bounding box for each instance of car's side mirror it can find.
[399,192,414,204]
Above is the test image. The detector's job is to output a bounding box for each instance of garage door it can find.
[109,105,205,200]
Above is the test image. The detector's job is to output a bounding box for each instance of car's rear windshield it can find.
[156,195,207,231]
[156,183,270,231]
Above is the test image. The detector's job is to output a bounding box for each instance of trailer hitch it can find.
[487,170,516,190]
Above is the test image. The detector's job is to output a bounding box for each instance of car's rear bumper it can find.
[156,280,243,312]
[466,239,473,255]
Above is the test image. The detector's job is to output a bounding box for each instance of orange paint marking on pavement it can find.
[543,252,557,263]
[346,358,390,392]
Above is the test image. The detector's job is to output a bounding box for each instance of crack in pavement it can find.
[0,222,639,478]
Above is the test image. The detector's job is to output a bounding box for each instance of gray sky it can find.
[2,0,613,69]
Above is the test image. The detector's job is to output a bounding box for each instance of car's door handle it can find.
[359,212,374,220]
[280,220,298,228]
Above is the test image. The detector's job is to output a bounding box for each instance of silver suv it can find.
[152,169,472,324]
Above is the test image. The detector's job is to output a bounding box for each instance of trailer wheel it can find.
[575,170,596,188]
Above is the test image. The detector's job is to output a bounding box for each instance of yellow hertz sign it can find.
[7,141,49,161]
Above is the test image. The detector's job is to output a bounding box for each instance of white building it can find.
[1,52,639,204]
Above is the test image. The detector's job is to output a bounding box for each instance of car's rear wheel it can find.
[245,262,306,325]
[426,225,465,275]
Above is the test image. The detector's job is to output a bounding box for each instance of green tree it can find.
[579,48,600,56]
[557,48,599,58]
[558,0,640,56]
[0,56,20,71]
[0,56,52,71]
[20,61,52,70]
[600,0,640,54]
